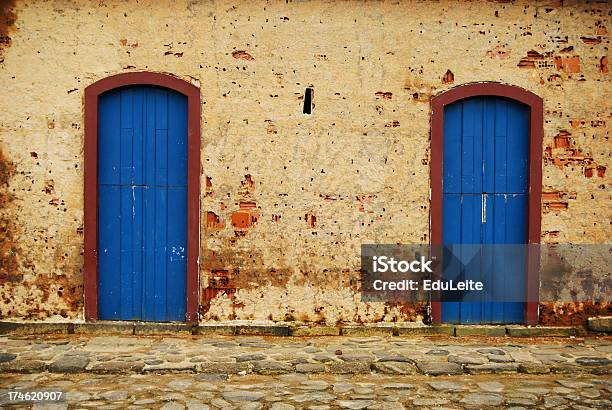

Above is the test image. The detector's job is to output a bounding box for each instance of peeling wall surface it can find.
[0,0,609,325]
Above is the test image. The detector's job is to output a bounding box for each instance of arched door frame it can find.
[84,72,201,323]
[429,82,543,325]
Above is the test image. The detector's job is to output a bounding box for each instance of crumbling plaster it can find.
[0,0,609,324]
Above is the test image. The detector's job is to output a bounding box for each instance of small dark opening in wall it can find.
[303,87,313,114]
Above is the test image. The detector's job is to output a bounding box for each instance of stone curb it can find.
[1,360,610,377]
[0,321,584,337]
[588,316,612,333]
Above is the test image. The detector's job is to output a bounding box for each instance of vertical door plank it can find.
[443,103,462,194]
[442,193,462,323]
[98,186,121,319]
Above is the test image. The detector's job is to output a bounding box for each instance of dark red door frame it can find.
[84,72,201,323]
[429,82,543,325]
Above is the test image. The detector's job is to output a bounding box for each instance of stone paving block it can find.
[0,359,47,373]
[518,363,551,374]
[143,362,196,373]
[235,325,290,336]
[461,393,503,406]
[396,325,455,336]
[336,399,376,409]
[465,363,519,374]
[222,391,265,402]
[447,354,486,365]
[326,362,371,374]
[0,321,21,335]
[290,326,340,336]
[251,360,294,374]
[549,364,586,374]
[575,356,612,366]
[290,391,335,403]
[134,323,194,335]
[591,365,612,375]
[0,353,17,362]
[455,326,506,337]
[374,353,411,362]
[415,361,463,375]
[88,361,145,374]
[506,326,578,337]
[196,362,250,374]
[588,316,612,333]
[195,325,236,336]
[412,397,451,406]
[341,326,394,337]
[295,363,325,373]
[48,355,90,373]
[339,353,375,362]
[371,361,418,375]
[0,322,71,335]
[477,381,505,392]
[427,381,468,391]
[73,322,135,335]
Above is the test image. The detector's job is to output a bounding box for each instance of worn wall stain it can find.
[0,0,17,63]
[0,0,609,325]
[0,145,19,285]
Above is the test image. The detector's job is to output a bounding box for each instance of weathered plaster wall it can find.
[0,0,609,324]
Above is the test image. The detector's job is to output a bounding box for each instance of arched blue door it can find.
[98,85,188,322]
[441,96,528,324]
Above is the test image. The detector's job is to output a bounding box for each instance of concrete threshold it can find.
[0,321,589,337]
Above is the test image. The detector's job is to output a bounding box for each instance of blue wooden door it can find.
[98,86,188,322]
[441,97,528,324]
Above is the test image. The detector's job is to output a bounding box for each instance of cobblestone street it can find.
[1,333,611,408]
[2,370,611,409]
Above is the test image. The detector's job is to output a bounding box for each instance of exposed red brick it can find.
[570,119,584,128]
[205,176,213,197]
[580,36,601,45]
[201,269,236,314]
[305,212,316,228]
[598,56,608,74]
[239,201,256,209]
[241,174,254,192]
[546,201,568,211]
[375,91,392,100]
[527,50,544,59]
[206,211,224,230]
[596,165,606,177]
[486,45,510,59]
[585,167,594,178]
[554,56,580,73]
[595,22,607,36]
[542,230,560,244]
[517,59,536,69]
[384,120,400,128]
[231,211,252,229]
[542,190,560,201]
[232,50,254,61]
[441,69,454,84]
[553,131,571,148]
